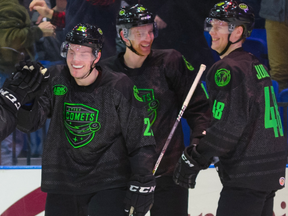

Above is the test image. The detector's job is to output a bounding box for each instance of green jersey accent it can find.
[255,64,270,80]
[64,103,101,148]
[53,85,68,96]
[138,88,159,126]
[264,86,283,138]
[212,100,225,120]
[201,82,209,99]
[215,68,231,87]
[182,55,194,71]
[133,85,144,102]
[144,118,154,136]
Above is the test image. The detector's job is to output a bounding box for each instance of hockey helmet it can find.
[61,23,104,58]
[116,4,158,39]
[204,1,255,38]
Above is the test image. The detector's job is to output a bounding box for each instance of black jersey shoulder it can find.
[100,66,144,108]
[149,49,183,67]
[99,52,124,72]
[47,64,70,80]
[206,49,251,92]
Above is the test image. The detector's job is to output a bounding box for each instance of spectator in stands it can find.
[260,0,288,92]
[0,0,55,71]
[0,0,54,165]
[29,0,121,60]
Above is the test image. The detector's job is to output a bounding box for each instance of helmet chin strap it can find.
[127,39,144,56]
[78,57,97,80]
[218,34,243,56]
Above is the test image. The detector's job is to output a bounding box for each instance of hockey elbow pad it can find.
[124,174,156,216]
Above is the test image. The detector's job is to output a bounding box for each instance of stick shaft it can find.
[152,64,206,175]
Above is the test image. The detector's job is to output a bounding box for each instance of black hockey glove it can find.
[0,61,49,114]
[124,174,156,216]
[173,145,210,189]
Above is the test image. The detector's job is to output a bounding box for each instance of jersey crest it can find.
[215,68,231,87]
[63,103,101,148]
[137,88,159,126]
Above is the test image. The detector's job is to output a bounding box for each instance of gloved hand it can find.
[0,61,49,113]
[124,174,156,216]
[173,145,209,189]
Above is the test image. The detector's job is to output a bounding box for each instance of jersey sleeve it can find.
[0,98,17,141]
[164,50,211,138]
[198,60,248,158]
[114,76,157,175]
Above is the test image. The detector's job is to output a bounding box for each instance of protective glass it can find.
[65,44,94,61]
[128,24,154,41]
[204,18,235,34]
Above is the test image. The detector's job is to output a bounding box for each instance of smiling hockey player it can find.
[101,4,210,216]
[173,1,287,216]
[16,23,157,216]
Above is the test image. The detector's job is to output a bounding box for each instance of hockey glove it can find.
[0,61,49,114]
[173,145,209,189]
[124,174,156,216]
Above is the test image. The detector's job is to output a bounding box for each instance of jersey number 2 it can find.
[144,118,154,136]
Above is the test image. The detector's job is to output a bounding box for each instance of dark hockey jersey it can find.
[16,65,156,194]
[198,48,287,191]
[0,98,16,141]
[100,49,210,176]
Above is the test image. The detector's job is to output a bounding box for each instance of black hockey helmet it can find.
[205,1,255,38]
[116,4,158,38]
[61,23,104,57]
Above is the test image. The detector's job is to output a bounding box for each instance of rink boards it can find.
[0,166,287,216]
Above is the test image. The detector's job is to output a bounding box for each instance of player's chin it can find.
[70,70,84,79]
[139,48,151,56]
[211,44,220,53]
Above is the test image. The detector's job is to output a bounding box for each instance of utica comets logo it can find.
[64,103,101,148]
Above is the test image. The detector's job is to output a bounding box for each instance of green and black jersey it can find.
[16,65,156,194]
[101,49,210,177]
[198,48,287,191]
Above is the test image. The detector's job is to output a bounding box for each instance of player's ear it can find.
[93,52,101,66]
[234,26,244,41]
[120,30,131,46]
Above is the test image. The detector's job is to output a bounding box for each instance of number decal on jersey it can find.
[264,86,283,138]
[212,100,225,120]
[144,118,154,136]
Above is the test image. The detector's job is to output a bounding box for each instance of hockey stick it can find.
[152,63,206,175]
[129,64,206,216]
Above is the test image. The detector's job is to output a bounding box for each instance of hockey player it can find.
[16,23,157,216]
[0,61,49,141]
[173,1,287,215]
[100,4,210,216]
